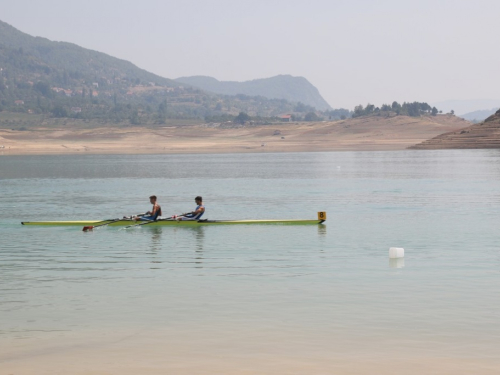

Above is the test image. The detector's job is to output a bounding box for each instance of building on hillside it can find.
[71,107,82,114]
[15,100,24,106]
[92,82,99,88]
[280,114,292,122]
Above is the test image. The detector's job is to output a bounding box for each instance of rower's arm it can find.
[193,206,204,214]
[151,204,159,216]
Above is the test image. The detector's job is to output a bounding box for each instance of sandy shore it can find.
[0,115,470,155]
[2,327,499,375]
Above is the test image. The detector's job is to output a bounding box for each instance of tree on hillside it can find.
[352,104,375,118]
[130,109,141,125]
[304,112,322,121]
[327,108,351,120]
[391,101,402,114]
[353,101,435,118]
[51,105,68,118]
[431,107,438,116]
[157,99,167,124]
[34,81,52,98]
[294,102,314,113]
[353,105,364,117]
[235,112,251,124]
[450,110,455,115]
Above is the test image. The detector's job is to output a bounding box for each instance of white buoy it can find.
[389,247,404,259]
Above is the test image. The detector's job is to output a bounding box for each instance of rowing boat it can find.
[22,219,324,226]
[21,212,327,227]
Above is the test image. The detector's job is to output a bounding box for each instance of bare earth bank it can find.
[0,115,470,155]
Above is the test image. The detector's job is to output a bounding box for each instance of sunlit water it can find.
[1,150,500,372]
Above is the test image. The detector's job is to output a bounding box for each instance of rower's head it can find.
[195,196,202,204]
[149,195,157,204]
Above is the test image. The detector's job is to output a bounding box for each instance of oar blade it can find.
[82,226,94,232]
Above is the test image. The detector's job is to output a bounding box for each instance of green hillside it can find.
[0,20,177,87]
[0,20,316,126]
[176,75,332,111]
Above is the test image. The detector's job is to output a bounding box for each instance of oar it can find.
[83,218,121,232]
[82,213,145,232]
[123,214,187,229]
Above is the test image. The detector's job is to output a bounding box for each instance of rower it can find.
[135,195,162,221]
[177,196,205,221]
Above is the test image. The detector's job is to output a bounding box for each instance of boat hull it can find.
[21,219,325,226]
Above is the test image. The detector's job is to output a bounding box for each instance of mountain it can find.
[175,75,332,111]
[0,20,312,124]
[409,109,500,149]
[0,20,177,87]
[431,99,500,116]
[458,108,499,122]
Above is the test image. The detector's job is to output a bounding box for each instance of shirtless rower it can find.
[135,195,162,221]
[177,196,205,221]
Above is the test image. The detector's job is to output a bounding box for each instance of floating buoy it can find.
[389,247,404,258]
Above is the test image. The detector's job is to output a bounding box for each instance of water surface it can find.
[1,150,499,374]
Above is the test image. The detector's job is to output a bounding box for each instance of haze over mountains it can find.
[0,19,330,124]
[0,20,177,88]
[432,99,500,116]
[2,17,498,153]
[459,108,499,122]
[175,75,332,111]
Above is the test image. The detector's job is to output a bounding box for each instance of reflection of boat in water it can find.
[22,212,327,227]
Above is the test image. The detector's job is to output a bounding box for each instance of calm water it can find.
[1,150,500,365]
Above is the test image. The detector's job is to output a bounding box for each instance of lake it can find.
[1,150,499,374]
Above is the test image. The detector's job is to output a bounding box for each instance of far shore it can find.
[0,115,470,155]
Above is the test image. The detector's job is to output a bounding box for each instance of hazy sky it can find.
[1,0,500,108]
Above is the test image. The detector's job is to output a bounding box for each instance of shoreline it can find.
[0,115,470,155]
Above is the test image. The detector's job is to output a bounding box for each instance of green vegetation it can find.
[352,101,439,118]
[0,20,445,129]
[0,20,324,126]
[234,112,251,124]
[304,112,323,121]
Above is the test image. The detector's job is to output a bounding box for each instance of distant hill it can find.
[175,75,332,111]
[409,110,500,149]
[0,20,313,124]
[458,108,499,122]
[431,99,500,116]
[0,20,177,87]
